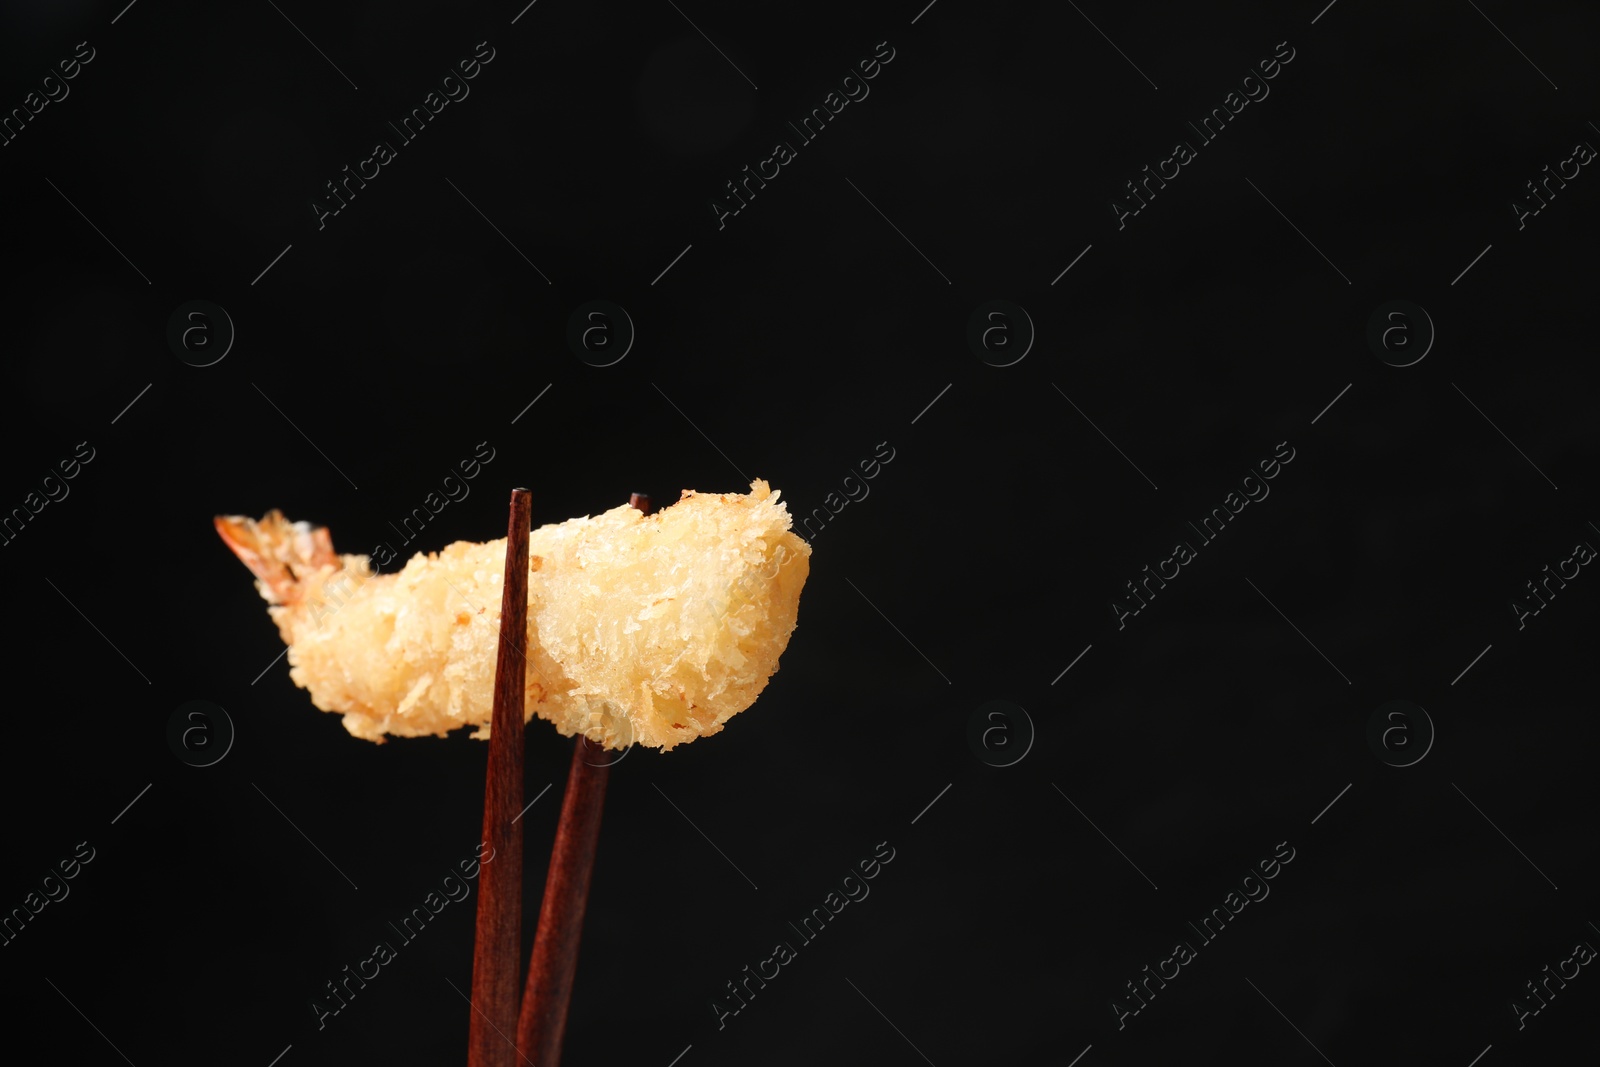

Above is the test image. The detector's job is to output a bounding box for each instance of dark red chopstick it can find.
[515,491,651,1067]
[467,488,531,1067]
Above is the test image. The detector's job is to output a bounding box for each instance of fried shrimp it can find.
[215,481,810,750]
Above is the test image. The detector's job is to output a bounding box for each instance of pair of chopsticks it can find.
[468,489,648,1067]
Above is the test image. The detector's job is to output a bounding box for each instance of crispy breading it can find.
[217,481,809,749]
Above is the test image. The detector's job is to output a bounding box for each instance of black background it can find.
[2,1,1596,1064]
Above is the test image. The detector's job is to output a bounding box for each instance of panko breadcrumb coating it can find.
[216,481,810,750]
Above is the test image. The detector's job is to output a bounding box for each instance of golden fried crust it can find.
[264,480,809,749]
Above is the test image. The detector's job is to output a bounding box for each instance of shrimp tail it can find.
[214,510,340,606]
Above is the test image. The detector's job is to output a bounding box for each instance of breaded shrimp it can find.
[216,481,810,750]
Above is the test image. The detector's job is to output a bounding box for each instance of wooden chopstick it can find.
[467,488,532,1067]
[516,491,651,1067]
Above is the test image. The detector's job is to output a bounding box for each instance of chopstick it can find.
[516,491,652,1067]
[467,488,532,1067]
